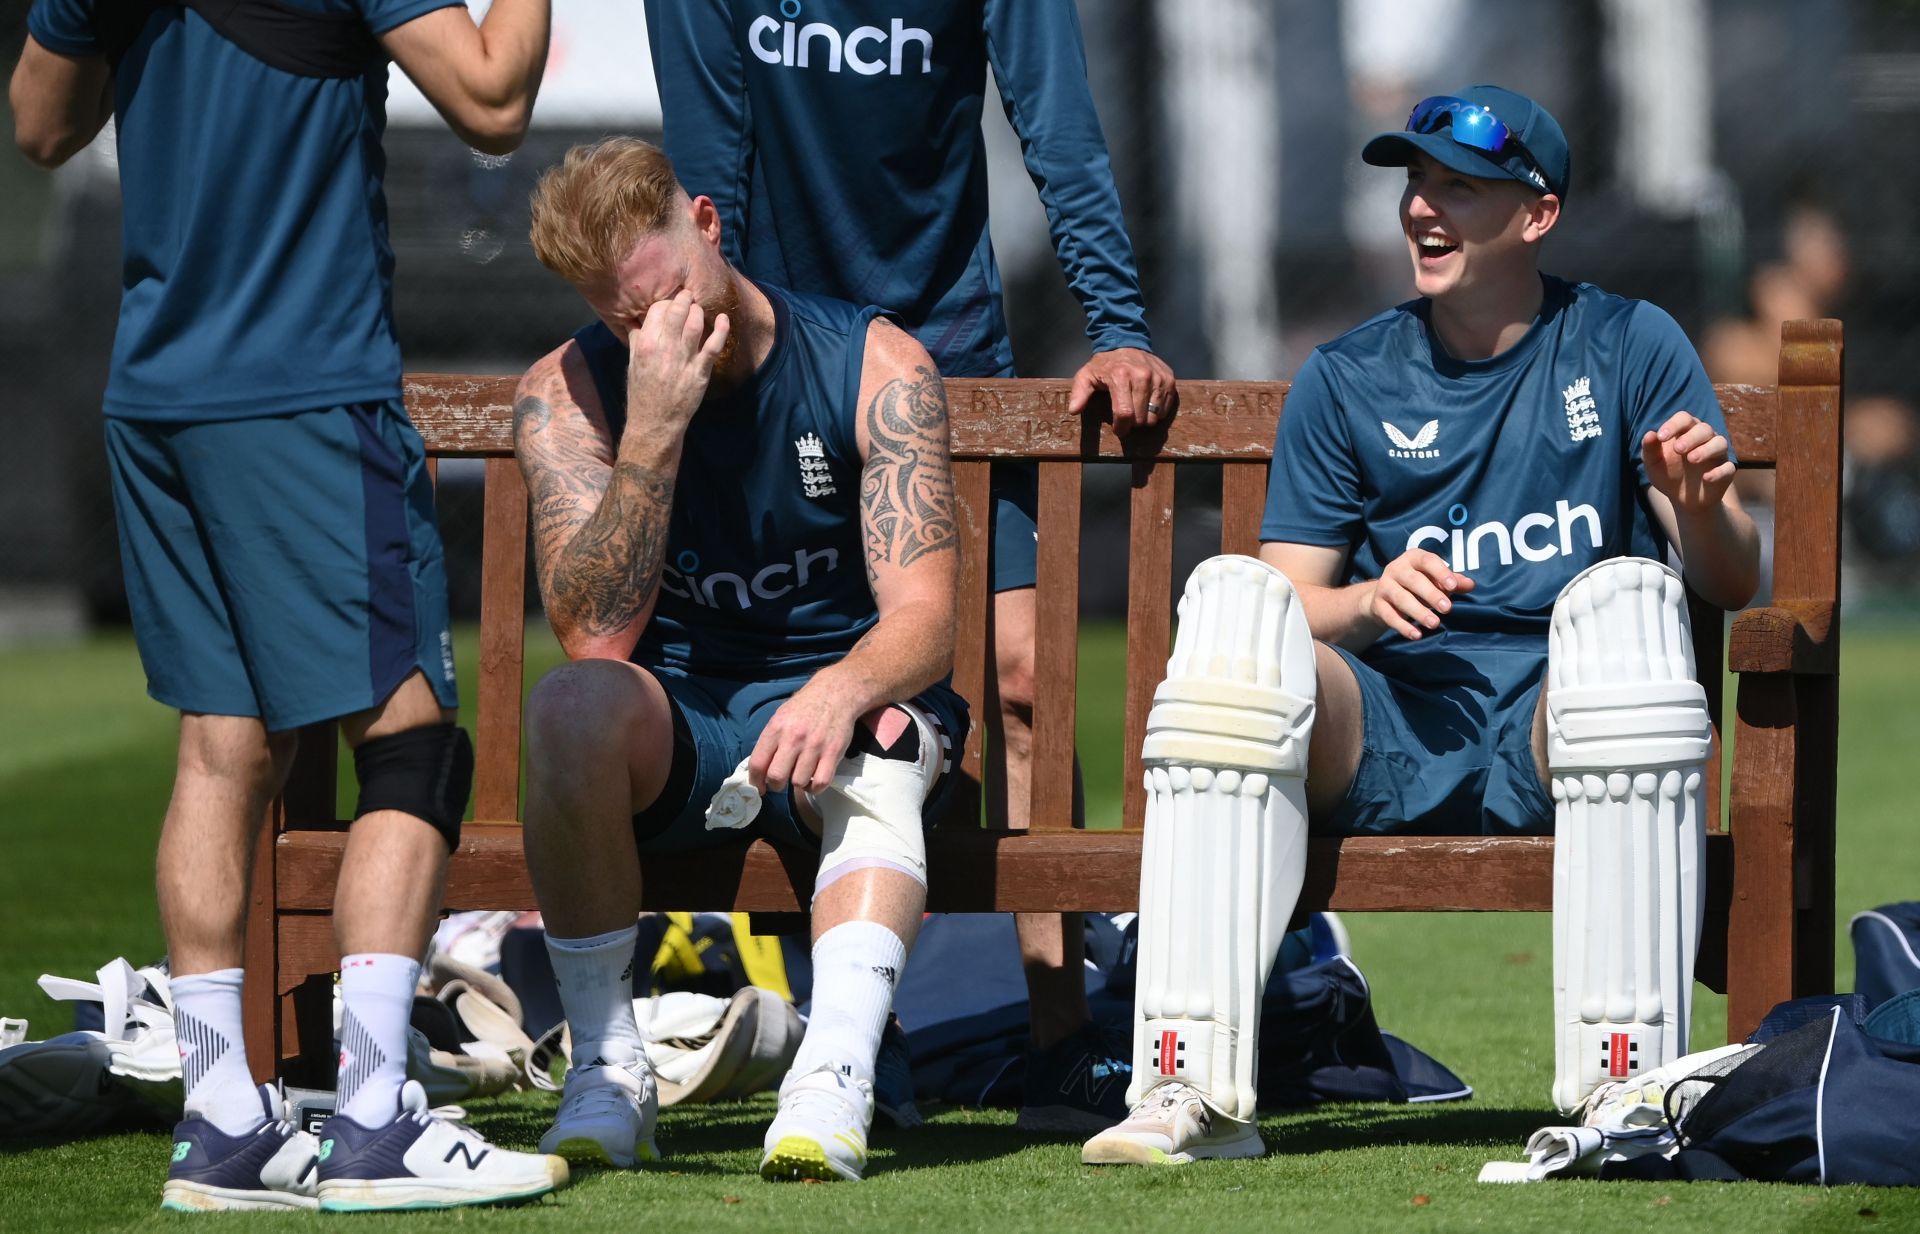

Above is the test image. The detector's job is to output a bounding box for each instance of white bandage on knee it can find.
[1131,555,1314,1122]
[1548,557,1711,1114]
[811,702,945,897]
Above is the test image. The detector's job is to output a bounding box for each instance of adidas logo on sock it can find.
[872,965,898,984]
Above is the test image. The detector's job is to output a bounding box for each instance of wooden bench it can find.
[244,319,1845,1086]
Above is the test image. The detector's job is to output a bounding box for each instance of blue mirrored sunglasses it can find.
[1406,95,1550,190]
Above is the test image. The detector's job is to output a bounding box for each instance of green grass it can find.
[3,626,1920,1231]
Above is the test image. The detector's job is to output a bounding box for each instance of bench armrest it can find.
[1728,601,1838,675]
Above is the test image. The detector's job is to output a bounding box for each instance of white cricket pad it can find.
[1548,557,1711,1114]
[812,702,945,895]
[1131,555,1314,1121]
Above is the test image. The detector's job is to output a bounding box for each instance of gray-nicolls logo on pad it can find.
[1563,376,1602,442]
[794,433,837,498]
[1383,419,1440,459]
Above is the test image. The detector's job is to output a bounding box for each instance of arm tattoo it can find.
[860,364,958,584]
[514,372,679,642]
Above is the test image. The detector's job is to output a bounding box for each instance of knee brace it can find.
[811,702,946,898]
[1547,558,1710,1113]
[353,723,474,849]
[1132,555,1314,1122]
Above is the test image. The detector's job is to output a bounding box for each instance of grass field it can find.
[3,625,1919,1231]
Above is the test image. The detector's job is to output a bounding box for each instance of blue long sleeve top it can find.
[644,0,1153,377]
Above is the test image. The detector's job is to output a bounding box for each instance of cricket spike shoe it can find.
[160,1084,320,1212]
[759,1065,873,1182]
[539,1060,660,1168]
[316,1080,567,1211]
[1080,1080,1265,1166]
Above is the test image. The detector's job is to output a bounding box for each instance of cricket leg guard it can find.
[1129,555,1314,1123]
[1548,558,1711,1114]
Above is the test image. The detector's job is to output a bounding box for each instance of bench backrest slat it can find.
[1030,460,1084,830]
[474,457,528,823]
[1122,462,1176,832]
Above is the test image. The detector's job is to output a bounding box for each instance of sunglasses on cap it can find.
[1406,95,1550,192]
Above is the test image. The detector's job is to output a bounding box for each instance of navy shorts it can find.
[104,403,459,731]
[989,462,1039,593]
[631,668,971,855]
[1318,645,1554,837]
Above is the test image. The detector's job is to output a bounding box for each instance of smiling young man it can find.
[1083,85,1759,1165]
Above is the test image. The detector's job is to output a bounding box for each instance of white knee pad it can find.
[812,702,946,898]
[1131,555,1314,1122]
[1548,557,1710,1114]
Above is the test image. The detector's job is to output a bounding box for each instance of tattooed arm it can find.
[513,344,678,661]
[746,319,961,793]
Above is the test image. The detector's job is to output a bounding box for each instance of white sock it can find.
[788,920,904,1087]
[171,968,264,1136]
[336,953,419,1126]
[547,924,646,1071]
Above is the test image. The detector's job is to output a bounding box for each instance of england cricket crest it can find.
[794,432,837,498]
[1563,376,1602,442]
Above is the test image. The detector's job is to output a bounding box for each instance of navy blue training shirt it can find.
[1261,275,1730,705]
[644,0,1152,378]
[27,0,456,420]
[573,284,887,677]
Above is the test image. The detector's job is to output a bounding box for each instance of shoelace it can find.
[785,1078,861,1127]
[562,1080,640,1121]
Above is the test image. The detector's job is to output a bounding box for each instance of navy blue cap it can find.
[1362,85,1571,200]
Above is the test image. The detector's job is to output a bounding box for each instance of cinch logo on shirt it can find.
[660,545,843,609]
[748,12,934,75]
[1406,499,1603,573]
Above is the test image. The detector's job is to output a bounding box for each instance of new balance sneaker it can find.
[539,1061,659,1168]
[1080,1081,1264,1166]
[759,1066,873,1182]
[316,1079,567,1210]
[161,1085,319,1212]
[1017,1020,1132,1133]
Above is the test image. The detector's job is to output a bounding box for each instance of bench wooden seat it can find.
[245,319,1844,1085]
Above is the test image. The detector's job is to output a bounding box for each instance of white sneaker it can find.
[316,1080,567,1210]
[539,1062,659,1168]
[1081,1081,1264,1166]
[759,1066,873,1182]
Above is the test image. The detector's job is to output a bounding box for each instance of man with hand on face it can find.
[1084,86,1759,1166]
[513,138,967,1183]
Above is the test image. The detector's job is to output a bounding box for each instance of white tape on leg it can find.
[813,703,942,895]
[1131,555,1313,1121]
[1549,558,1709,1114]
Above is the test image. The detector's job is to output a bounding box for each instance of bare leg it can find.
[333,672,461,960]
[157,715,297,974]
[991,586,1089,1049]
[1305,643,1366,819]
[521,660,679,938]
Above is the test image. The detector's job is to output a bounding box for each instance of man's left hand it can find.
[1642,411,1735,515]
[1068,347,1176,434]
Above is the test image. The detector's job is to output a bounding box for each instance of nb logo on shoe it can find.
[171,1141,192,1163]
[1406,499,1604,573]
[444,1142,491,1170]
[318,1139,334,1162]
[748,8,933,76]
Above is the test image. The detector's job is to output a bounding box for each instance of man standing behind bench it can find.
[10,0,562,1213]
[1084,86,1760,1166]
[514,138,967,1183]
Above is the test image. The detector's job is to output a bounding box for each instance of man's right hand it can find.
[625,290,731,440]
[1366,549,1473,641]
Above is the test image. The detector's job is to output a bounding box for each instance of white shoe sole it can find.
[316,1164,567,1211]
[161,1180,318,1212]
[1081,1124,1265,1166]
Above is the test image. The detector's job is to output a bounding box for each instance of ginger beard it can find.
[701,275,742,375]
